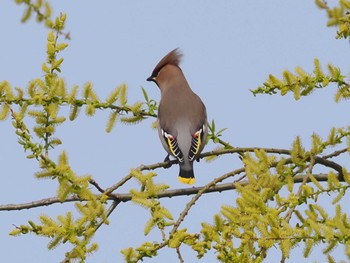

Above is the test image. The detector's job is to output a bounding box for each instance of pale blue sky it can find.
[1,1,350,262]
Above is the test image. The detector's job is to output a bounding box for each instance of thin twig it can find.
[169,167,246,237]
[199,147,291,160]
[101,161,179,196]
[217,138,233,148]
[89,179,105,193]
[103,174,133,195]
[280,157,316,263]
[322,147,348,159]
[284,159,315,223]
[59,199,121,263]
[176,247,185,263]
[94,200,120,232]
[314,156,344,179]
[148,167,250,254]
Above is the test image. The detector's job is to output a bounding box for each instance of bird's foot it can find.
[163,154,172,168]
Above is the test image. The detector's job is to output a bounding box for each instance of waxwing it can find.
[147,48,208,184]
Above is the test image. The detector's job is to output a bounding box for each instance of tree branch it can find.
[314,156,344,179]
[1,143,346,212]
[199,147,291,159]
[0,173,336,211]
[322,147,348,159]
[176,247,184,263]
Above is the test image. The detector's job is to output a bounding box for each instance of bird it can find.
[147,48,208,185]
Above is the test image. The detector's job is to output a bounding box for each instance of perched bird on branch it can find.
[147,48,208,184]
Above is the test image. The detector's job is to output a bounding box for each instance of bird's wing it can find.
[189,125,205,161]
[161,129,184,163]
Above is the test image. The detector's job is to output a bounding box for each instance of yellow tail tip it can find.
[178,177,195,185]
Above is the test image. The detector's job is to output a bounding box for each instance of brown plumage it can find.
[147,48,208,185]
[148,48,183,80]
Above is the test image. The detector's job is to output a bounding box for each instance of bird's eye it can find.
[151,71,160,80]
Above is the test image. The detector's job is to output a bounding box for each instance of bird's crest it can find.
[151,48,183,77]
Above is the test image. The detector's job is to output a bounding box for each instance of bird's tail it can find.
[178,167,195,185]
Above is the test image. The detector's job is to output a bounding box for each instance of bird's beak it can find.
[146,76,155,82]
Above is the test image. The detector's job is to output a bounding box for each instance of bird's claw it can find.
[163,154,172,168]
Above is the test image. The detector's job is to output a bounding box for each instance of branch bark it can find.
[0,173,336,211]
